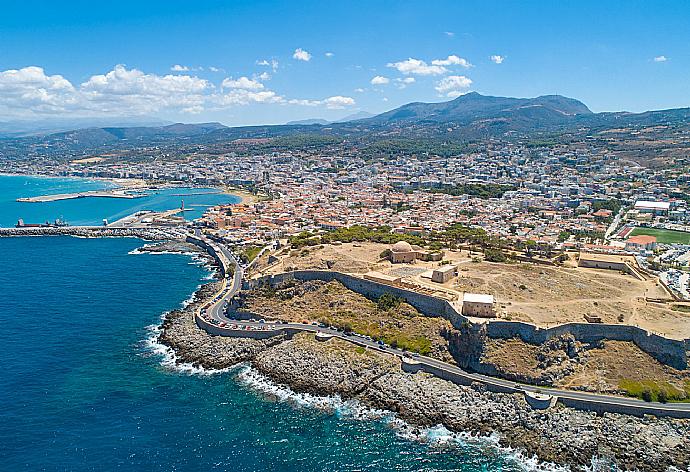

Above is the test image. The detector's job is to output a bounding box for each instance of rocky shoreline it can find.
[158,283,690,471]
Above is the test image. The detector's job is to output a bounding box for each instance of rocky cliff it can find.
[158,295,690,471]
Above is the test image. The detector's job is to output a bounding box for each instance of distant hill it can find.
[334,111,375,122]
[286,118,330,125]
[0,117,173,138]
[364,92,592,130]
[42,122,227,147]
[286,111,374,125]
[6,93,690,161]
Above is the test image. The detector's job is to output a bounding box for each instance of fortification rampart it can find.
[247,270,689,370]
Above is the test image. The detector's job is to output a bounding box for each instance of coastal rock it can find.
[250,334,690,471]
[158,281,282,370]
[254,334,397,397]
[158,287,690,470]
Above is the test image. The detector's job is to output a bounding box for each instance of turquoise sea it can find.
[0,175,537,471]
[0,174,237,227]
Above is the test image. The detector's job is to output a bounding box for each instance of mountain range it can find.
[4,93,690,152]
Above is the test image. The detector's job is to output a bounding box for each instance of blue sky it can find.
[1,0,688,125]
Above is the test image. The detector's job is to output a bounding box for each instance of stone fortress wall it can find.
[247,270,689,370]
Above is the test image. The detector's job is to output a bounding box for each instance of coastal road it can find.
[197,239,690,417]
[215,318,690,416]
[203,240,244,322]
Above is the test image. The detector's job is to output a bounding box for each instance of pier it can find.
[17,189,144,203]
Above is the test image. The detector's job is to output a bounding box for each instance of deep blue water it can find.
[0,176,532,471]
[0,174,239,226]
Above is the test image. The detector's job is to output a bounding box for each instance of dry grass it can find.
[242,279,453,360]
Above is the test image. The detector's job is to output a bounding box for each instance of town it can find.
[3,135,690,302]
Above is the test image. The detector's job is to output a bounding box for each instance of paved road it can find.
[198,238,690,416]
[213,318,690,415]
[203,239,244,322]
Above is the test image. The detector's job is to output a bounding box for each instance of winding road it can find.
[197,236,690,418]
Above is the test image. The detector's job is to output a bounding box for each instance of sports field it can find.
[629,227,690,244]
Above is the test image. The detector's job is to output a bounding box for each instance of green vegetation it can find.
[377,293,403,311]
[484,248,508,263]
[237,245,262,264]
[288,225,426,248]
[557,231,571,242]
[592,198,624,214]
[433,223,488,246]
[423,183,516,199]
[362,138,470,159]
[316,313,433,355]
[671,304,690,313]
[630,227,690,245]
[618,379,690,403]
[288,222,546,262]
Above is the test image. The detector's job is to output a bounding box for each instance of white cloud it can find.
[387,58,448,75]
[370,75,390,85]
[431,55,472,68]
[653,55,667,62]
[354,87,365,93]
[325,52,334,57]
[208,66,222,72]
[171,64,190,72]
[216,89,283,106]
[0,66,77,116]
[293,48,312,62]
[256,72,271,81]
[80,65,211,114]
[435,75,472,97]
[394,77,415,89]
[323,95,354,109]
[257,58,279,72]
[221,76,264,90]
[444,31,455,37]
[490,55,505,64]
[288,95,355,109]
[0,64,355,118]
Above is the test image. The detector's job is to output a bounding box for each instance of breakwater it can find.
[0,226,182,241]
[247,270,689,370]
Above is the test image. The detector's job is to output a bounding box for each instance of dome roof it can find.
[391,241,413,253]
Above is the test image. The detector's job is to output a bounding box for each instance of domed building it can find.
[388,240,442,264]
[391,241,413,253]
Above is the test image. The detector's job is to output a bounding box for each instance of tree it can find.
[484,248,508,263]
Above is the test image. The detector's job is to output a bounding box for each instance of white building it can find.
[462,293,495,318]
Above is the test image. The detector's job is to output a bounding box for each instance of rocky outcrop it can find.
[157,280,690,470]
[251,334,690,471]
[445,324,591,385]
[158,281,285,369]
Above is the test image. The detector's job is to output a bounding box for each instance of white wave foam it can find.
[140,319,233,376]
[128,242,203,257]
[234,366,573,471]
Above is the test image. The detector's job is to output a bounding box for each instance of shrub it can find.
[484,248,508,263]
[377,293,403,311]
